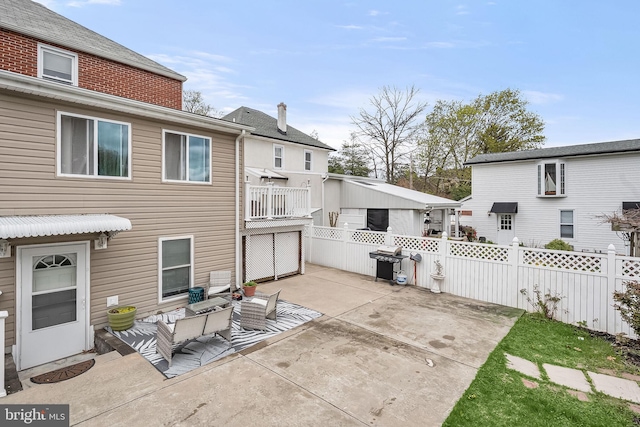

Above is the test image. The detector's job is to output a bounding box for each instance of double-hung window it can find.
[38,44,78,86]
[560,210,574,239]
[159,236,193,301]
[304,149,312,171]
[58,112,131,178]
[274,144,284,169]
[537,160,565,196]
[163,131,211,183]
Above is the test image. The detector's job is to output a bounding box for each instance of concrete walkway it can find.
[3,264,522,426]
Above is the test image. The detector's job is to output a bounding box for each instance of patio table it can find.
[185,297,230,317]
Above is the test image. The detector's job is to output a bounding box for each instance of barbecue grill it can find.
[369,245,408,283]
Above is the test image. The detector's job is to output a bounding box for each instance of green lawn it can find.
[443,313,640,427]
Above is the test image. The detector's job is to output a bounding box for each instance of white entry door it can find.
[497,214,516,246]
[18,243,88,370]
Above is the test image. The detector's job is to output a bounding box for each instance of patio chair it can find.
[156,306,233,366]
[240,289,281,331]
[205,270,238,300]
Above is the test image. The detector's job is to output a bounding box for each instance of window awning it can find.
[245,167,288,180]
[623,202,640,210]
[490,202,518,214]
[0,214,132,239]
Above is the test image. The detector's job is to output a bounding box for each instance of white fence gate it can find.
[305,224,640,338]
[244,231,302,282]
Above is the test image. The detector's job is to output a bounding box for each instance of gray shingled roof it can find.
[0,0,185,81]
[222,106,335,151]
[465,138,640,165]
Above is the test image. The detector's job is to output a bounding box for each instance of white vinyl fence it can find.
[305,224,640,338]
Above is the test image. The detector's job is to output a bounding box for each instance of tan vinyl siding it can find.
[0,91,240,347]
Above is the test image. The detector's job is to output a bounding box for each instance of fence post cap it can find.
[512,237,520,244]
[441,232,448,239]
[608,244,616,252]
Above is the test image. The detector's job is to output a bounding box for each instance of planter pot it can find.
[244,286,257,297]
[107,306,137,331]
[430,274,444,294]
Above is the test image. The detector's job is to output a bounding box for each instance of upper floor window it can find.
[163,131,211,183]
[304,150,312,171]
[57,112,131,179]
[560,210,574,239]
[537,160,565,197]
[38,44,78,86]
[274,144,284,169]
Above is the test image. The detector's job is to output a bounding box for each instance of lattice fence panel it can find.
[448,242,509,261]
[392,235,439,253]
[350,230,386,245]
[245,234,275,281]
[313,227,343,240]
[522,249,603,272]
[275,232,300,277]
[620,258,640,278]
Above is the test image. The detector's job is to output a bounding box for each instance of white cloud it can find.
[146,52,250,111]
[456,5,470,15]
[369,10,380,16]
[372,37,407,43]
[523,90,564,105]
[335,24,364,30]
[67,0,121,6]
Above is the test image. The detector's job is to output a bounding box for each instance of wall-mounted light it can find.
[95,232,108,250]
[0,240,11,258]
[487,211,492,216]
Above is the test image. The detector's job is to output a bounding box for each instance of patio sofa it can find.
[156,306,233,366]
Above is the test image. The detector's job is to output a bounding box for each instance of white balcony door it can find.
[18,243,89,370]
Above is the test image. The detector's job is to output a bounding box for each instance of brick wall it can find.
[0,29,182,109]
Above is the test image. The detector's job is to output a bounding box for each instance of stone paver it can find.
[588,371,640,404]
[567,390,589,402]
[522,379,538,389]
[543,364,591,393]
[506,353,540,379]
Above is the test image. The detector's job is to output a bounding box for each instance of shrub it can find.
[544,239,573,251]
[520,285,565,320]
[613,280,640,336]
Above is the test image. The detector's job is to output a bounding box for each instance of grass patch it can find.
[443,313,640,427]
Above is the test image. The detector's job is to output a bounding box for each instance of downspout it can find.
[235,130,245,289]
[321,173,329,226]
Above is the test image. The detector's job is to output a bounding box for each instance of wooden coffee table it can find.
[185,297,230,317]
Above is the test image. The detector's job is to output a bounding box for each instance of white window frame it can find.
[537,160,566,197]
[162,130,212,184]
[560,209,575,239]
[274,144,284,169]
[158,236,194,303]
[38,44,78,86]
[56,111,132,180]
[304,149,313,171]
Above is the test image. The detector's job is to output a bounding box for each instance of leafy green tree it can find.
[328,138,371,177]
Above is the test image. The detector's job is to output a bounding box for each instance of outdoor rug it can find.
[107,300,322,378]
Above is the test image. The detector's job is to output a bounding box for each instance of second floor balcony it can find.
[245,183,312,225]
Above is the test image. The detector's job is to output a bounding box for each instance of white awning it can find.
[245,167,288,180]
[0,214,132,239]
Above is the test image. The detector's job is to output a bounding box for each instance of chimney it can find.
[277,102,287,133]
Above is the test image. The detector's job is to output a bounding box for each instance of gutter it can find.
[235,130,246,288]
[0,70,253,135]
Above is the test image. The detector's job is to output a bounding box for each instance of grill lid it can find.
[375,245,402,256]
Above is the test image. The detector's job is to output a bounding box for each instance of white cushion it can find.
[251,298,267,307]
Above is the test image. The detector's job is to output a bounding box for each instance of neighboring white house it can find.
[222,104,335,282]
[463,139,640,253]
[324,174,461,237]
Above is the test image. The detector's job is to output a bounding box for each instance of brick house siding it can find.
[0,28,182,109]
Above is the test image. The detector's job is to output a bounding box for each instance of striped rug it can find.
[107,300,322,378]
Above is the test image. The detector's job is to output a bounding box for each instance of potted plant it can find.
[107,305,137,331]
[430,260,444,294]
[243,281,257,297]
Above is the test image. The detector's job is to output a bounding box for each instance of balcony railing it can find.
[245,182,311,220]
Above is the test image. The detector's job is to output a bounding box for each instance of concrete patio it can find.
[3,264,522,426]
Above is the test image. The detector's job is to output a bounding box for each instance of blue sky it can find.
[38,0,640,150]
